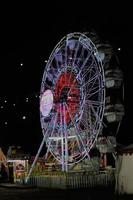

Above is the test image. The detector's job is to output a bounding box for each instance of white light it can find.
[1,106,3,109]
[118,48,121,51]
[22,116,26,120]
[4,100,7,103]
[13,104,16,107]
[20,62,23,66]
[45,60,47,63]
[26,98,28,102]
[5,122,8,125]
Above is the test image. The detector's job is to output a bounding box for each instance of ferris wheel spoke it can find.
[54,51,63,65]
[79,116,89,131]
[49,64,58,78]
[64,42,68,67]
[45,70,53,81]
[88,84,100,95]
[65,103,91,158]
[67,67,76,89]
[67,85,80,98]
[82,105,98,121]
[88,65,98,81]
[72,42,80,66]
[85,100,104,107]
[79,100,90,131]
[80,53,92,72]
[45,112,58,159]
[76,96,85,125]
[87,87,104,99]
[89,85,101,95]
[75,46,85,68]
[59,42,67,67]
[87,74,98,91]
[48,113,58,138]
[88,106,95,138]
[79,60,95,80]
[41,81,52,91]
[79,108,96,135]
[46,73,57,86]
[67,129,81,153]
[81,72,101,88]
[65,103,85,153]
[65,71,79,96]
[43,112,58,141]
[90,104,104,130]
[91,106,107,127]
[52,56,60,70]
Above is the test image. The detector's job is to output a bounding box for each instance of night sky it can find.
[0,4,132,154]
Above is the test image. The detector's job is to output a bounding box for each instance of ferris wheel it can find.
[39,32,105,171]
[27,33,105,179]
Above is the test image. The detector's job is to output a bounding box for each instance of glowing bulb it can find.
[22,116,26,120]
[26,98,28,103]
[20,62,23,66]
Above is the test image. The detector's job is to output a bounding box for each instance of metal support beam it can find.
[25,136,46,183]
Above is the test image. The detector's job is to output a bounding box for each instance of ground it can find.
[0,186,133,200]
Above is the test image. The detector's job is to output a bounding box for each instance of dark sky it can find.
[0,4,132,154]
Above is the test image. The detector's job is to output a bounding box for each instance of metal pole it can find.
[63,103,68,171]
[25,136,46,183]
[60,103,64,171]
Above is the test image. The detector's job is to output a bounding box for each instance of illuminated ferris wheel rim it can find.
[45,32,102,74]
[40,32,105,165]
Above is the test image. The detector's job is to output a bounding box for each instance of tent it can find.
[115,144,133,194]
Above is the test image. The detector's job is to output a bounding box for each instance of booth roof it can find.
[116,144,133,154]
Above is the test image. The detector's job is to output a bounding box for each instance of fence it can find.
[27,170,115,189]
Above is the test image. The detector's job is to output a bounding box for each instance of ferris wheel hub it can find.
[54,71,80,125]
